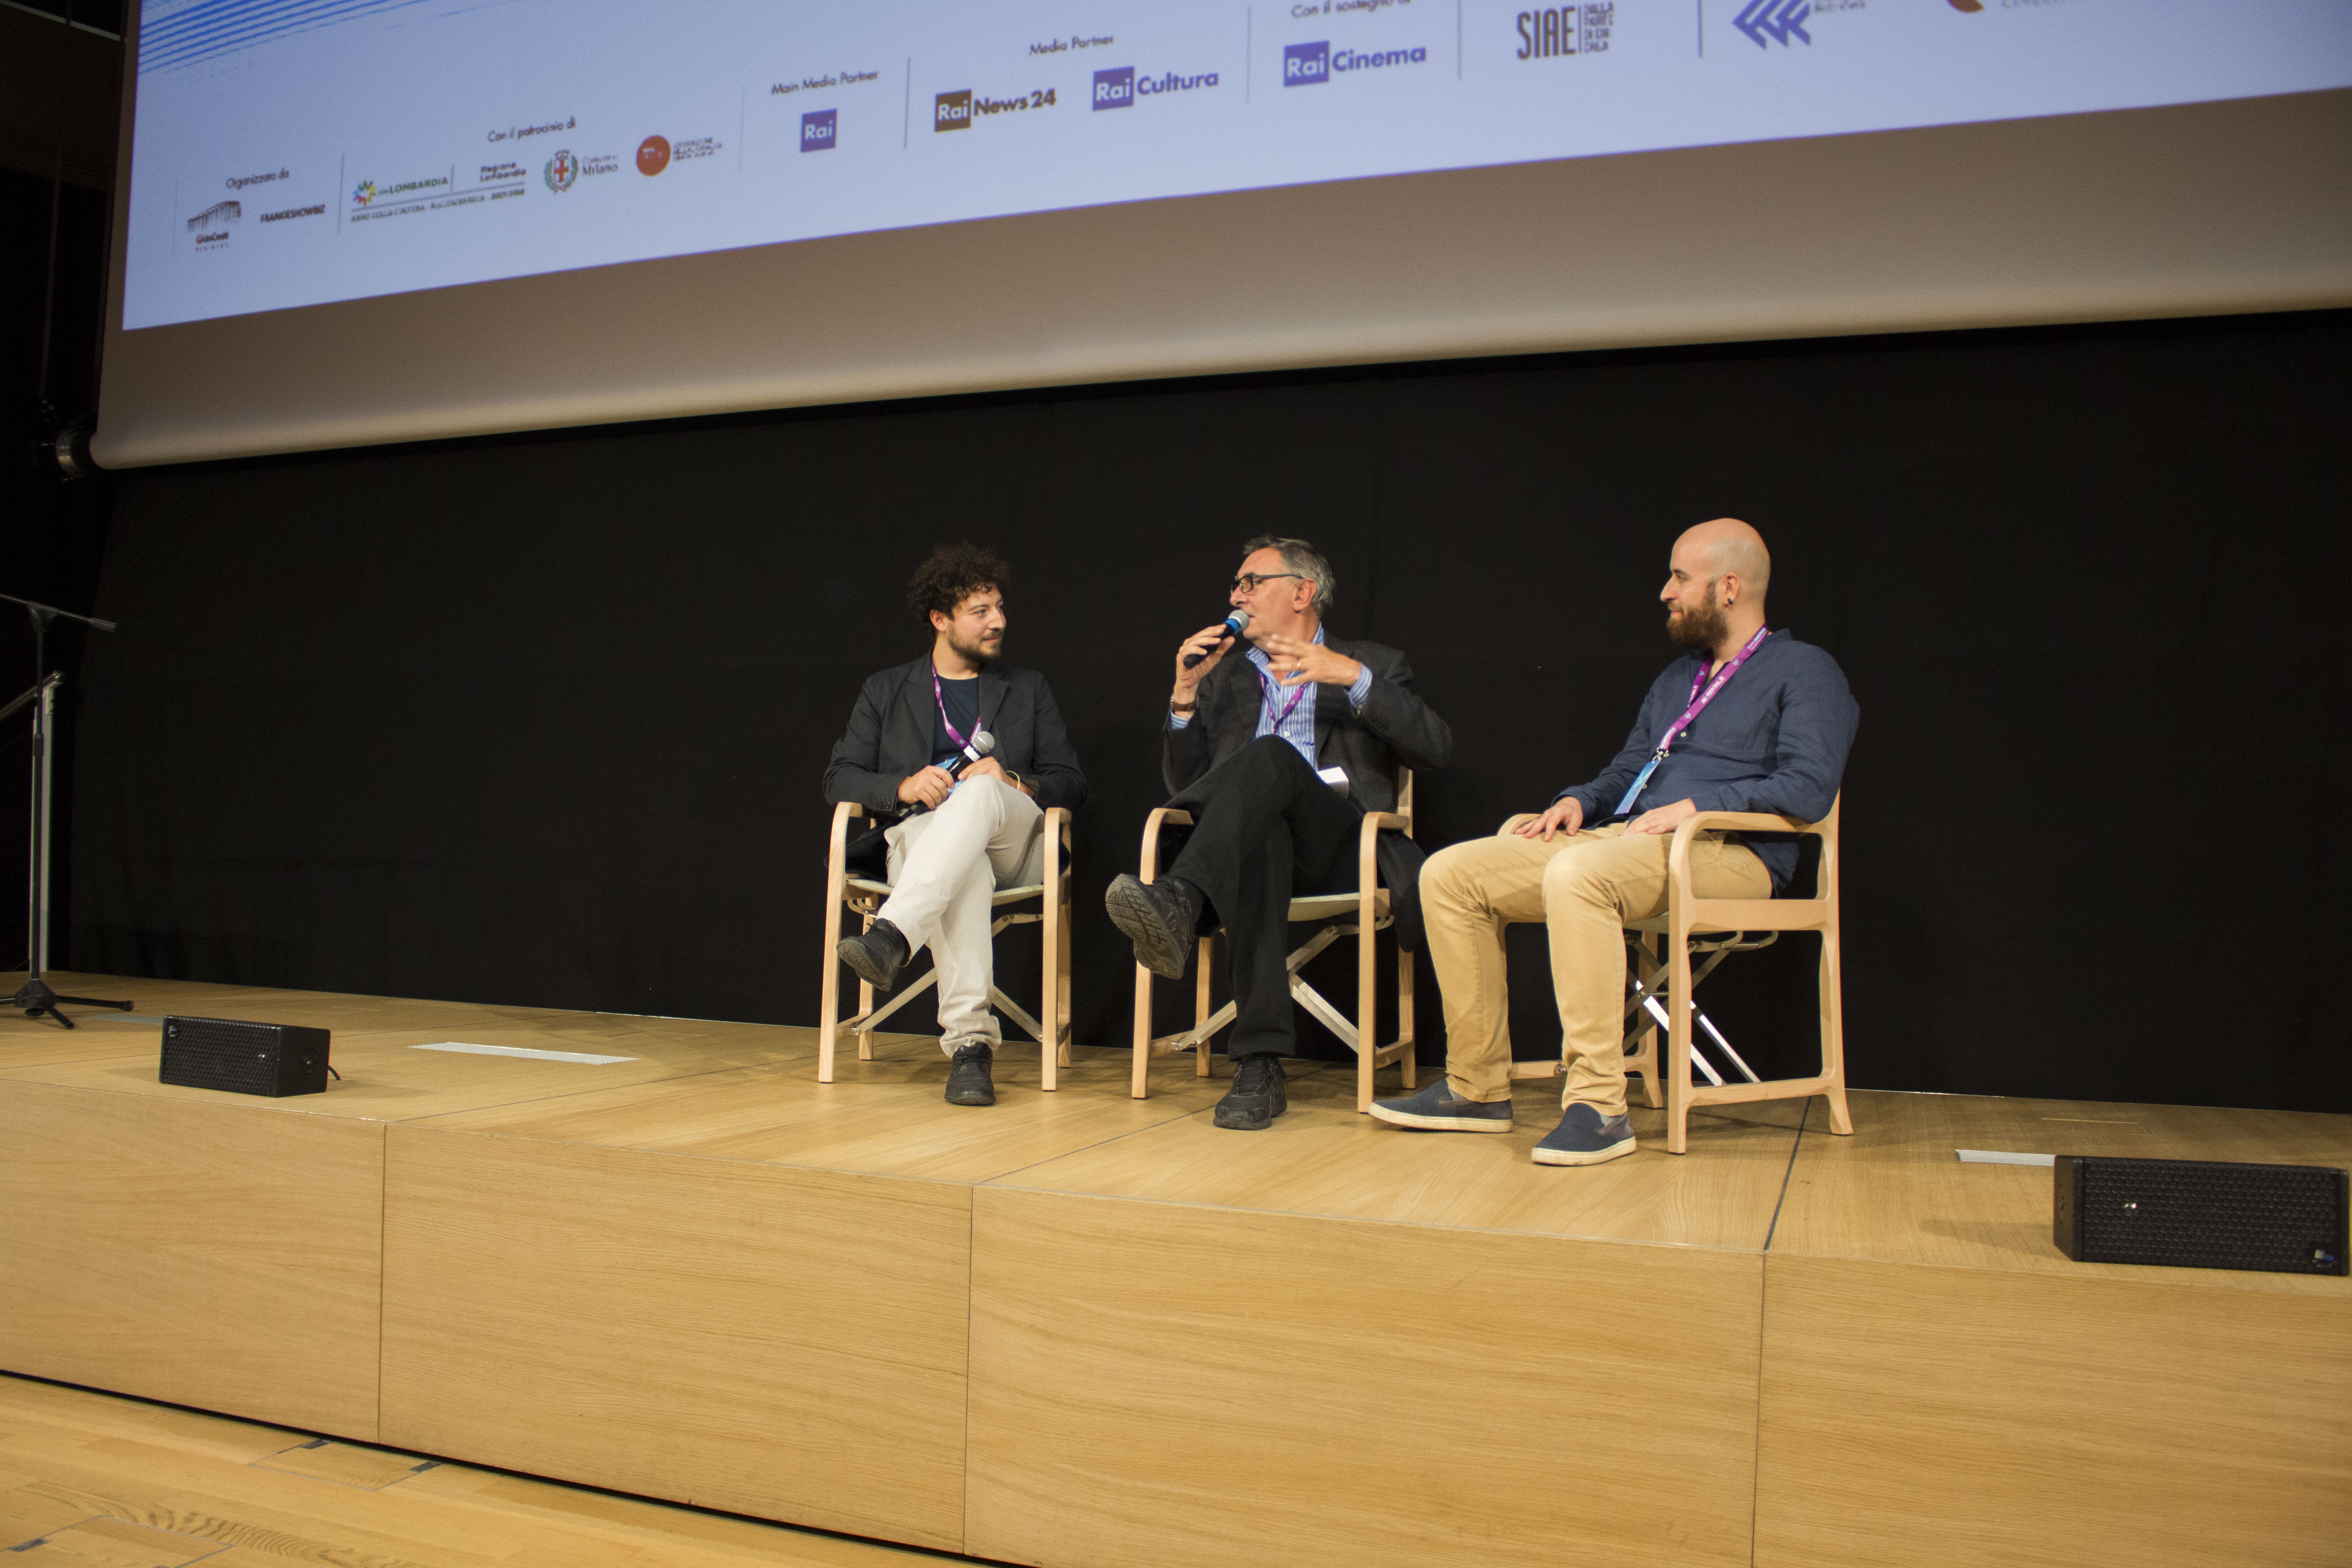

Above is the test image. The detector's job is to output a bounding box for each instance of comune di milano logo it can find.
[1284,40,1426,85]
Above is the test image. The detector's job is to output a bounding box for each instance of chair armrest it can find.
[1044,804,1072,852]
[1666,808,1820,889]
[827,800,865,888]
[1140,807,1193,880]
[1355,810,1413,899]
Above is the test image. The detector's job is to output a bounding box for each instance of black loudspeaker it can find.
[159,1015,332,1098]
[2053,1154,2348,1276]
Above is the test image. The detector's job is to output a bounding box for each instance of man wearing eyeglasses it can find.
[1105,536,1452,1130]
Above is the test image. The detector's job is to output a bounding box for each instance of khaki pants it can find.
[877,778,1044,1056]
[1419,823,1770,1117]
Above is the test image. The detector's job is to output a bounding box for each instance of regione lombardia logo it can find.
[1093,67,1135,108]
[1284,41,1330,84]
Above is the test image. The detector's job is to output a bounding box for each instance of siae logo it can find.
[935,90,973,130]
[1094,67,1135,109]
[1284,41,1329,84]
[801,108,837,150]
[637,135,671,175]
[1517,5,1613,58]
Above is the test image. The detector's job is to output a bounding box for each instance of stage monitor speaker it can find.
[159,1015,332,1098]
[2054,1154,2348,1276]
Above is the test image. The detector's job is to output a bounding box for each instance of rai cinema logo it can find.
[544,149,578,191]
[348,179,375,207]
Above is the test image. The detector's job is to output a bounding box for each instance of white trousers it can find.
[878,777,1045,1055]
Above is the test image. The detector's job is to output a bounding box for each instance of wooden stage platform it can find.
[1,971,2345,1568]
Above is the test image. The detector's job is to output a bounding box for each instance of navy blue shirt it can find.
[1554,631,1858,891]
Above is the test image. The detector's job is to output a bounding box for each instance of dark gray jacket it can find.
[1163,636,1450,949]
[825,657,1088,817]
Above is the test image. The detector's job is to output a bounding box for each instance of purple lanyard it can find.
[1611,625,1771,817]
[1256,668,1309,732]
[931,665,974,752]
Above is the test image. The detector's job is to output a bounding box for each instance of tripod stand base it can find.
[11,975,133,1029]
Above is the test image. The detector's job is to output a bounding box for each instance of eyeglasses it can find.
[1230,573,1306,593]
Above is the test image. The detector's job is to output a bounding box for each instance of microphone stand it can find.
[2,591,129,1027]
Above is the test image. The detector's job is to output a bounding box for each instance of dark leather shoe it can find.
[838,917,909,992]
[1104,874,1204,979]
[945,1043,995,1106]
[1213,1053,1289,1131]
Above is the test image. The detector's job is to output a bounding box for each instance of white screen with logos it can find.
[97,0,2352,464]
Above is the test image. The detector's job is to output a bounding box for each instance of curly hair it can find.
[906,542,1011,624]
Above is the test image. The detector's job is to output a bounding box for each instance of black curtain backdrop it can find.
[67,312,2350,1113]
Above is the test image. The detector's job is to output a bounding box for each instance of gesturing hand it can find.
[1259,633,1364,689]
[1623,798,1698,836]
[1512,797,1584,842]
[897,765,955,810]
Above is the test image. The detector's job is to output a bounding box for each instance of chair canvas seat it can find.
[844,875,1046,908]
[1287,888,1389,922]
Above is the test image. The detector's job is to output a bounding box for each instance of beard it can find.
[948,626,1001,665]
[1667,585,1728,651]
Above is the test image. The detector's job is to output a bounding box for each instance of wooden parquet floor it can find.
[0,1372,950,1568]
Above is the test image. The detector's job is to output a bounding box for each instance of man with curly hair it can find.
[823,544,1088,1106]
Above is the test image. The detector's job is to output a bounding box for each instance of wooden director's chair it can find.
[818,799,1074,1087]
[1130,770,1417,1113]
[1508,795,1851,1154]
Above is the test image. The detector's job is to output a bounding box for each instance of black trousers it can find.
[1168,735,1362,1058]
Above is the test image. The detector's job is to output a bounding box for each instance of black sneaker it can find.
[1104,873,1204,980]
[945,1043,995,1107]
[1532,1102,1637,1166]
[1368,1081,1515,1133]
[1212,1053,1289,1131]
[838,917,909,992]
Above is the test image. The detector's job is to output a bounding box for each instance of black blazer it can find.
[1162,636,1450,949]
[824,657,1088,817]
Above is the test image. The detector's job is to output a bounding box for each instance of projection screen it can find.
[95,0,2352,467]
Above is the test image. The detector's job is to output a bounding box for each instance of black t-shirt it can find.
[931,672,981,770]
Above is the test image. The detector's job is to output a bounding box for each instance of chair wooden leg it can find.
[1666,929,1695,1155]
[1131,957,1153,1099]
[1039,888,1060,1094]
[1819,923,1853,1135]
[1397,945,1416,1091]
[1195,937,1215,1078]
[1357,912,1377,1113]
[818,894,845,1084]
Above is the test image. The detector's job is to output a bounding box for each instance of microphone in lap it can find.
[1183,608,1250,669]
[950,730,996,779]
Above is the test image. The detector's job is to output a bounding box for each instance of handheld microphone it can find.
[1183,608,1250,669]
[950,730,996,779]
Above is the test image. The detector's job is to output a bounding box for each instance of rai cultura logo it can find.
[543,149,578,191]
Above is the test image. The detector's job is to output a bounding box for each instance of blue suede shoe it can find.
[1368,1081,1515,1133]
[1532,1103,1637,1166]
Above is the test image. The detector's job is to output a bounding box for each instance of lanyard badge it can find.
[1612,626,1770,818]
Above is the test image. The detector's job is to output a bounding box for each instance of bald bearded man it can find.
[1372,519,1858,1165]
